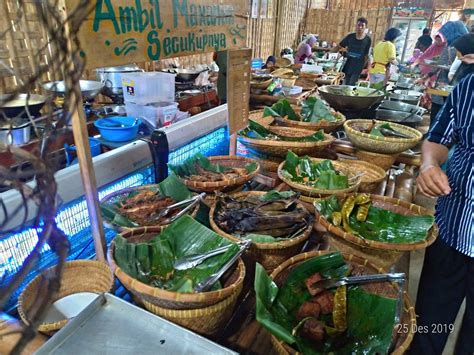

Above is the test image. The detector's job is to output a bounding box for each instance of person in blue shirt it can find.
[410,72,474,355]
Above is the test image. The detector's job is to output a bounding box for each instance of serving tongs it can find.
[194,239,251,293]
[173,241,249,271]
[379,127,411,139]
[311,272,406,324]
[153,192,206,224]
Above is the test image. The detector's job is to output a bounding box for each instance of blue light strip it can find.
[0,127,228,311]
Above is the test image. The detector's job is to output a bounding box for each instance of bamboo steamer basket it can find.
[177,156,260,194]
[238,127,335,158]
[142,282,242,336]
[317,194,438,252]
[271,68,294,77]
[340,159,387,193]
[275,57,292,68]
[99,185,200,232]
[18,260,114,333]
[209,191,313,271]
[269,251,416,355]
[277,158,361,198]
[344,119,422,154]
[355,150,399,171]
[107,226,245,309]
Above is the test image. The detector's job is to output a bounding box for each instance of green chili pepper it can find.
[341,195,356,234]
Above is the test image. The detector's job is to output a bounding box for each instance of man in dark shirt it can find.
[416,28,433,52]
[334,17,372,85]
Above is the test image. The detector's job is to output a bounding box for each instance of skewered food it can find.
[117,190,176,225]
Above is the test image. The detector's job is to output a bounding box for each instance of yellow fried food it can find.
[355,193,371,205]
[356,203,370,222]
[333,285,347,332]
[341,195,356,234]
[332,211,342,226]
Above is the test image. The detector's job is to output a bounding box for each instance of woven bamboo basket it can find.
[177,156,260,194]
[355,150,399,171]
[107,226,245,309]
[251,78,273,89]
[344,119,422,154]
[340,159,387,193]
[269,251,416,355]
[18,260,114,333]
[209,191,313,271]
[275,57,292,68]
[249,110,275,127]
[277,158,361,198]
[99,185,200,232]
[238,127,335,158]
[280,115,346,133]
[143,281,242,336]
[317,194,438,252]
[271,68,294,77]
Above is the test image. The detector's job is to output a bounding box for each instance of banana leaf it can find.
[169,153,231,177]
[260,190,296,202]
[113,215,240,289]
[283,152,349,190]
[300,97,337,123]
[263,99,299,121]
[370,123,392,137]
[315,196,435,244]
[243,233,289,243]
[239,120,325,142]
[100,174,192,228]
[254,253,398,354]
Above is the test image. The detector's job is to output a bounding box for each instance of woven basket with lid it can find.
[269,251,416,355]
[209,191,313,271]
[107,226,245,310]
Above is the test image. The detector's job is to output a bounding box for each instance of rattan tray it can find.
[317,194,438,252]
[340,159,387,193]
[277,158,361,197]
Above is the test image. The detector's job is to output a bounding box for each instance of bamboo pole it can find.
[60,2,106,261]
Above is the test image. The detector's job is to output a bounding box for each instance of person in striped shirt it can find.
[410,72,473,354]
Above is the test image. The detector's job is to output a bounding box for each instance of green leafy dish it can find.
[263,98,344,123]
[168,153,258,183]
[213,190,313,244]
[113,215,240,292]
[281,151,349,190]
[100,174,194,229]
[315,194,435,244]
[255,252,399,354]
[239,119,325,142]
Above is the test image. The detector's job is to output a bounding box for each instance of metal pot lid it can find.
[0,93,46,107]
[95,64,141,72]
[393,89,422,97]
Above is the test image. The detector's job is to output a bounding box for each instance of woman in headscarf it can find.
[451,33,474,83]
[369,27,402,85]
[295,35,317,64]
[411,34,447,75]
[262,56,276,69]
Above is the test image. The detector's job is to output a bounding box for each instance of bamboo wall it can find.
[305,8,392,45]
[0,1,54,93]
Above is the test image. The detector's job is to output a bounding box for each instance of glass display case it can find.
[392,17,429,63]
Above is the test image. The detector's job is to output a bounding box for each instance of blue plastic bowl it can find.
[94,116,141,142]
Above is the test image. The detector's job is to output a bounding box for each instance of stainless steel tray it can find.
[36,293,238,355]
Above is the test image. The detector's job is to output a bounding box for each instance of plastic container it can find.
[251,58,264,70]
[65,137,102,166]
[121,72,175,105]
[125,102,178,128]
[94,116,141,142]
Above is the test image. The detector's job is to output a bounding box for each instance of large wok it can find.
[318,85,385,111]
[161,68,207,82]
[379,100,426,116]
[376,109,423,127]
[0,93,46,117]
[42,80,104,100]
